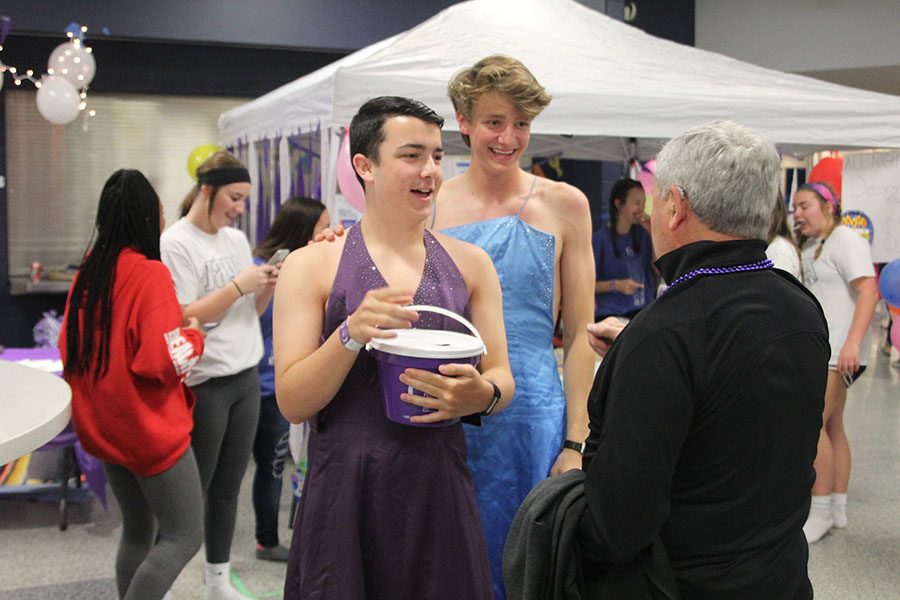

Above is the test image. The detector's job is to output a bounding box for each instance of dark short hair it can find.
[349,96,444,187]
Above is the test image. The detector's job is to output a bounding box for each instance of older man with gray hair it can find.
[578,120,829,599]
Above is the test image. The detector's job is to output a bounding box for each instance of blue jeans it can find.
[252,394,290,547]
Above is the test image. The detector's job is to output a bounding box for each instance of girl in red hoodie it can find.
[59,169,204,600]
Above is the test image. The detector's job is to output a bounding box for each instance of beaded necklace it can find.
[662,259,774,294]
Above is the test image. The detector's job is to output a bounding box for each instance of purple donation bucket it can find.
[366,305,486,427]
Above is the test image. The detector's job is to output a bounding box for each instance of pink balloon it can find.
[638,159,656,196]
[336,128,365,212]
[892,319,900,351]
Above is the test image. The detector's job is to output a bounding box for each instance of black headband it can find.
[197,167,251,186]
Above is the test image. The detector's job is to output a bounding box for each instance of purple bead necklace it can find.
[663,259,774,294]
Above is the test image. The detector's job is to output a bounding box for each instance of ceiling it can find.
[800,65,900,98]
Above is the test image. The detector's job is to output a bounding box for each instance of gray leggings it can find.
[190,367,261,563]
[103,447,203,600]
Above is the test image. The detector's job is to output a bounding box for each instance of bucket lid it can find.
[367,328,486,359]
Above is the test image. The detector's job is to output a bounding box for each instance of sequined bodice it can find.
[441,216,556,350]
[319,225,472,424]
[324,225,472,340]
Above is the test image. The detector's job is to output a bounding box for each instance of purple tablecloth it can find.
[0,346,62,366]
[1,347,107,508]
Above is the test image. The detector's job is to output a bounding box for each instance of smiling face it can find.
[458,92,532,172]
[355,115,443,219]
[792,189,833,238]
[206,182,251,231]
[616,186,647,227]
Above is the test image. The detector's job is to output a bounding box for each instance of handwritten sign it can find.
[843,152,900,263]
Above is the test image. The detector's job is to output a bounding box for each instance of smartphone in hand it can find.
[268,248,290,265]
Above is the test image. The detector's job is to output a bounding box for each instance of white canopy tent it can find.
[219,0,900,223]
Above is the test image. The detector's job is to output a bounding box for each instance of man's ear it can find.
[352,153,374,183]
[668,185,688,230]
[457,110,470,136]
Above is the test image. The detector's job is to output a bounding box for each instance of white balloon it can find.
[47,41,95,89]
[36,76,80,125]
[80,48,96,87]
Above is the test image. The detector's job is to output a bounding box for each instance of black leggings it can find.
[252,393,291,547]
[190,367,261,563]
[104,448,203,600]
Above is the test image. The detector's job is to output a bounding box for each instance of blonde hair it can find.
[447,55,551,132]
[179,151,247,217]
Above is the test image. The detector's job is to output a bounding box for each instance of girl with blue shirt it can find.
[592,178,655,320]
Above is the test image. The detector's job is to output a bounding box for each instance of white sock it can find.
[203,562,246,600]
[803,495,833,543]
[162,592,174,600]
[831,493,848,528]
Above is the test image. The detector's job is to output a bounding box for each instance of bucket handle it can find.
[405,304,487,355]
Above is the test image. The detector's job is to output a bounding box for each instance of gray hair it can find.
[654,120,779,240]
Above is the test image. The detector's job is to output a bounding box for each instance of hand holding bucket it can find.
[367,305,487,427]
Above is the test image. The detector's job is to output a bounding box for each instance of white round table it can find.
[0,359,72,466]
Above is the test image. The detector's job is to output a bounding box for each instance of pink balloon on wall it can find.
[336,128,366,212]
[638,159,656,196]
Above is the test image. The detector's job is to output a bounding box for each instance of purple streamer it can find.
[273,135,282,214]
[314,122,322,199]
[256,139,269,244]
[0,16,11,45]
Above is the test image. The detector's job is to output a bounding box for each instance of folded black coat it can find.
[503,469,679,600]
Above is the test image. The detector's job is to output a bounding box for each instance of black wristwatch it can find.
[562,439,585,454]
[480,380,502,416]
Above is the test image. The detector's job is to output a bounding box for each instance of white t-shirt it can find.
[766,235,801,280]
[800,225,875,367]
[160,218,263,385]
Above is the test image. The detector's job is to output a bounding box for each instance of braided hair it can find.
[64,170,162,379]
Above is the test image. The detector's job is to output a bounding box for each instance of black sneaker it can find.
[255,544,290,562]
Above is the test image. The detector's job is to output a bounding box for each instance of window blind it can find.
[5,90,243,277]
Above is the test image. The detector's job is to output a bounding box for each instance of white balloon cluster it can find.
[36,37,95,125]
[0,26,97,126]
